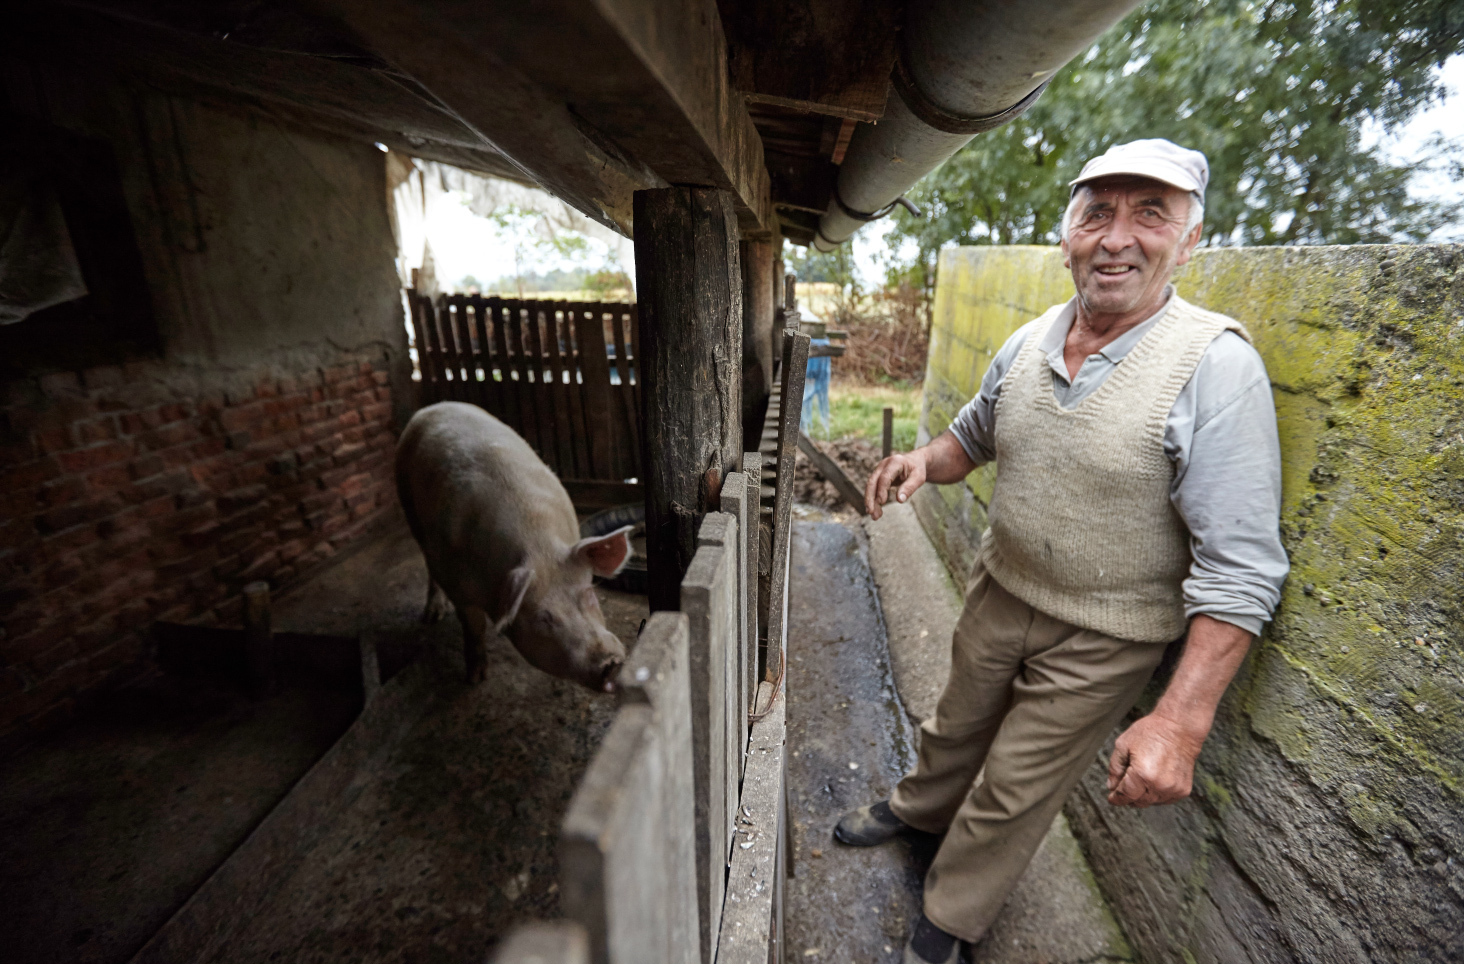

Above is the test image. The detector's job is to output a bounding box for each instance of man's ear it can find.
[571,525,634,578]
[1175,222,1203,267]
[494,565,534,634]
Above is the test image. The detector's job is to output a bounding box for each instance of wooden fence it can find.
[407,293,643,501]
[493,313,809,964]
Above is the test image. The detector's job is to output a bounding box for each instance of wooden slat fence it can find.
[491,302,810,964]
[407,293,643,489]
[495,461,786,964]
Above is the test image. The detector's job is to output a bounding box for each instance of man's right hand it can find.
[865,451,928,520]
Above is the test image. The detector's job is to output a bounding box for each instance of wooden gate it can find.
[407,293,642,505]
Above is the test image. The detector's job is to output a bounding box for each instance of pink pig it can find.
[395,402,632,691]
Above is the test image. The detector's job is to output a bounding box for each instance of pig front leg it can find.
[457,605,491,684]
[422,579,453,623]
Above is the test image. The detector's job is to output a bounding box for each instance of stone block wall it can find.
[915,244,1464,962]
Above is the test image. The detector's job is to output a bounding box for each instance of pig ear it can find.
[494,565,534,634]
[571,525,634,578]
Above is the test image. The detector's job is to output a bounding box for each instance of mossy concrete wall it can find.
[916,244,1464,962]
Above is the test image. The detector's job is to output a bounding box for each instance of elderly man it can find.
[836,139,1288,963]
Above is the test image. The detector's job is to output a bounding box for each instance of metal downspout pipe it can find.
[813,0,1148,251]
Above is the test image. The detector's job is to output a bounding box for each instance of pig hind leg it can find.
[457,605,491,684]
[422,579,453,622]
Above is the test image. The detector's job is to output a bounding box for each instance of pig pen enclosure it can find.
[2,295,807,964]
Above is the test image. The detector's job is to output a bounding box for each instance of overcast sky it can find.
[424,56,1463,290]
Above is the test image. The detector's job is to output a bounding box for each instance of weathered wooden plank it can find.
[608,305,638,482]
[435,295,458,401]
[624,305,644,469]
[574,308,616,480]
[490,922,590,964]
[797,431,867,514]
[739,452,762,714]
[715,680,787,964]
[561,704,667,964]
[561,307,593,478]
[717,471,751,776]
[765,329,809,681]
[696,512,743,850]
[543,305,579,476]
[616,612,699,964]
[447,294,473,402]
[524,303,561,470]
[681,523,737,964]
[497,300,533,449]
[635,186,743,613]
[417,295,448,402]
[471,295,504,417]
[406,292,437,399]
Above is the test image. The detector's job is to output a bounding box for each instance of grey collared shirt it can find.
[947,290,1288,636]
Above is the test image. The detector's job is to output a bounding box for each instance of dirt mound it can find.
[794,436,881,510]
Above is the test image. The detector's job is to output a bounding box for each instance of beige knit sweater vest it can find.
[980,295,1248,642]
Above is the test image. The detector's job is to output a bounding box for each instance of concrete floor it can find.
[2,521,647,964]
[0,669,359,964]
[785,504,1135,964]
[200,522,647,963]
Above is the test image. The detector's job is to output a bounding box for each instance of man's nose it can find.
[1099,216,1139,252]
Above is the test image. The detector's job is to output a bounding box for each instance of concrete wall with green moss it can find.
[915,244,1464,963]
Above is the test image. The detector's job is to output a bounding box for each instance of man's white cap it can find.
[1069,138,1209,197]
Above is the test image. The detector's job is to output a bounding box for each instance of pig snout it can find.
[505,588,626,694]
[586,627,626,694]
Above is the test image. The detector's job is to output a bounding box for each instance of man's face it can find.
[1061,176,1201,319]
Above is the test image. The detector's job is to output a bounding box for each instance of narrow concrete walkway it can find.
[785,504,1134,963]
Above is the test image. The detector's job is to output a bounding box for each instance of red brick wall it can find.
[0,354,399,742]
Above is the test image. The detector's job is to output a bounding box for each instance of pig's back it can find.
[396,402,578,571]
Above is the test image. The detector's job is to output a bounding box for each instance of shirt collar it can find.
[1040,285,1177,371]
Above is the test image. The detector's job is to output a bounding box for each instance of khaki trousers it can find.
[889,559,1169,942]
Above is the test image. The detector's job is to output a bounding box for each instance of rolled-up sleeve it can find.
[1167,333,1289,635]
[947,321,1041,465]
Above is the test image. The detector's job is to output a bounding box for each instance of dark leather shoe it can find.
[905,913,961,963]
[833,799,910,846]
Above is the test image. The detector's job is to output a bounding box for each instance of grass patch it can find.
[805,381,923,452]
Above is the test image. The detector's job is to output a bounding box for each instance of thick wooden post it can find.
[635,187,743,613]
[739,239,775,451]
[770,258,785,380]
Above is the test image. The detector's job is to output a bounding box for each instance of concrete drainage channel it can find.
[784,504,1136,964]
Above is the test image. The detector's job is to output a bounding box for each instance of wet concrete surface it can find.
[0,673,359,964]
[208,521,648,963]
[784,518,932,962]
[863,502,959,725]
[785,509,1134,964]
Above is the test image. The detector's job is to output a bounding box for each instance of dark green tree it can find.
[884,0,1464,284]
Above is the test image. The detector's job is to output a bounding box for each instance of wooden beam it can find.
[717,0,899,122]
[7,4,528,183]
[797,432,867,515]
[635,187,743,613]
[320,0,772,237]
